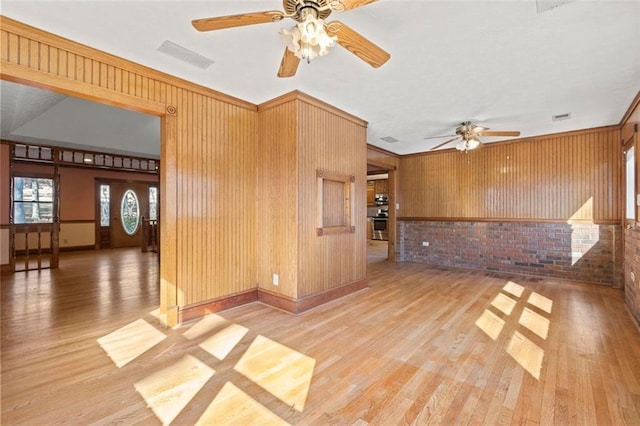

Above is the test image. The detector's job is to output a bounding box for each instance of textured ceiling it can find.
[1,81,161,157]
[1,0,639,157]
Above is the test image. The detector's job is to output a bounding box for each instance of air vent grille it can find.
[158,40,214,70]
[380,136,399,143]
[552,112,572,122]
[537,0,571,13]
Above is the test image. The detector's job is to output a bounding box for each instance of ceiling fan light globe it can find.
[279,26,301,53]
[468,139,480,149]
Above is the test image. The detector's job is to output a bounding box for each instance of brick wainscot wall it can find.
[624,227,640,327]
[398,221,622,286]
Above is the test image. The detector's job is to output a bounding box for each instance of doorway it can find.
[110,181,151,248]
[366,160,397,262]
[96,179,158,249]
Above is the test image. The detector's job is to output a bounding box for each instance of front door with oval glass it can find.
[110,182,150,248]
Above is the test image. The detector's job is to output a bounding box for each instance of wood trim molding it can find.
[60,219,96,224]
[367,144,400,158]
[258,90,368,127]
[402,125,621,158]
[257,90,297,111]
[367,158,397,171]
[297,92,367,127]
[258,279,368,315]
[0,16,256,111]
[1,62,167,117]
[179,279,369,321]
[178,290,259,323]
[397,217,621,225]
[620,90,640,127]
[60,245,95,252]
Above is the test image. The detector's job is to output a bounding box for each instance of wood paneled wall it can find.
[367,145,399,169]
[0,17,258,324]
[621,91,640,328]
[296,95,367,299]
[256,96,299,299]
[398,127,621,223]
[257,92,367,301]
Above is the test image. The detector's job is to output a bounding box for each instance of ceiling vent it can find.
[380,136,399,143]
[536,0,571,13]
[157,40,214,69]
[552,112,572,122]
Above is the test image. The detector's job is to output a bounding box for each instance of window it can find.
[316,169,355,236]
[13,177,54,224]
[149,186,158,221]
[120,189,140,235]
[626,146,635,220]
[100,184,110,227]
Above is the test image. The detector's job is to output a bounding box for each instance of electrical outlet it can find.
[422,241,429,247]
[272,273,279,286]
[631,272,636,283]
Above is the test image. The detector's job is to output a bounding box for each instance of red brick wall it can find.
[624,227,640,328]
[398,221,622,286]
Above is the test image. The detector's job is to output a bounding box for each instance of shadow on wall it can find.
[398,221,621,285]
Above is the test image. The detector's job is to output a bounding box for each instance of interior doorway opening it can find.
[366,161,396,262]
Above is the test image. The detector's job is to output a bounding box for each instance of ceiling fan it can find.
[191,0,390,78]
[425,121,521,152]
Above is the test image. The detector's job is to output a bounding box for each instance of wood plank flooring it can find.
[2,248,640,425]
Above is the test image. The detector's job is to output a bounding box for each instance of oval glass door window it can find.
[120,189,140,235]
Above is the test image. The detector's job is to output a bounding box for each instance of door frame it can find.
[95,178,158,249]
[367,159,397,262]
[1,65,178,326]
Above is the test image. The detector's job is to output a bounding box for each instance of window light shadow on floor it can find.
[96,310,316,424]
[475,281,553,380]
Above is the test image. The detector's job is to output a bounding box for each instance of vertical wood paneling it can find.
[399,128,620,222]
[297,98,367,298]
[256,93,367,301]
[256,99,299,299]
[1,17,258,315]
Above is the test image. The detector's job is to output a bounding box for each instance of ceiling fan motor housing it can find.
[285,0,332,22]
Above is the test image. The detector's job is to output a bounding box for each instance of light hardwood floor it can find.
[2,248,640,425]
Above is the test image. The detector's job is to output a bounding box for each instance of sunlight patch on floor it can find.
[476,281,552,381]
[519,307,550,340]
[134,355,214,425]
[527,291,553,314]
[183,313,229,341]
[475,309,505,341]
[234,335,315,412]
[97,318,166,368]
[503,281,524,298]
[506,331,544,380]
[491,292,518,316]
[148,308,168,325]
[200,323,249,360]
[196,382,290,426]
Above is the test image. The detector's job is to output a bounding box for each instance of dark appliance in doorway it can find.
[372,209,388,241]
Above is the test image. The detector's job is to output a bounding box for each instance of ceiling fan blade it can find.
[326,21,390,68]
[479,131,521,137]
[192,11,284,32]
[336,0,378,11]
[471,126,488,133]
[424,134,455,140]
[277,48,300,78]
[430,136,460,151]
